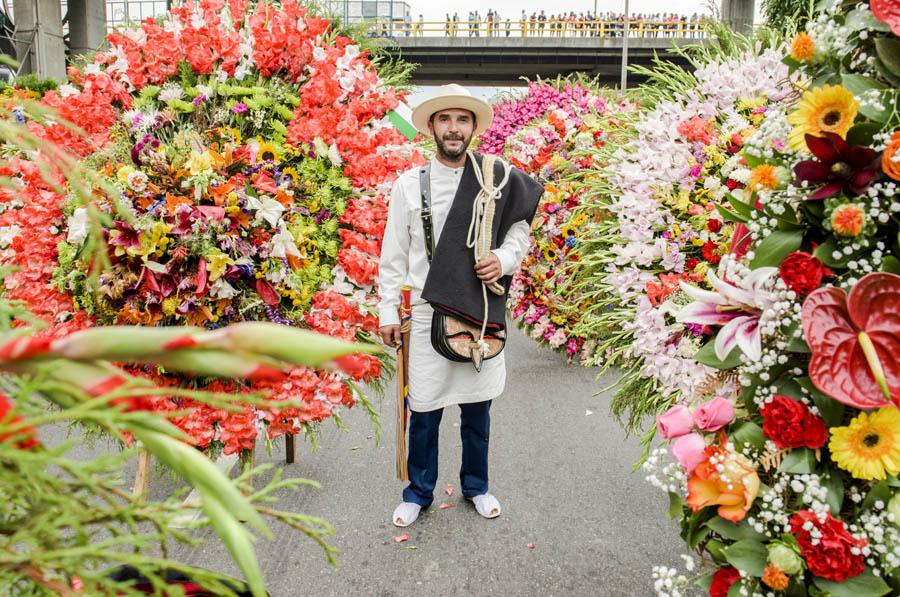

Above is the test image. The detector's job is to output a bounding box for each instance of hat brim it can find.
[411,95,493,138]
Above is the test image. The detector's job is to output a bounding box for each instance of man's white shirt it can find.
[377,157,532,327]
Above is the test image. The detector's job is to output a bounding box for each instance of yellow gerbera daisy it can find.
[829,408,900,481]
[787,85,859,151]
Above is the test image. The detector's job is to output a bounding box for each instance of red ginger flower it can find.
[793,133,880,200]
[790,510,866,582]
[801,272,900,409]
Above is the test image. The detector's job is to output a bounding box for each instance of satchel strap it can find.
[419,163,435,264]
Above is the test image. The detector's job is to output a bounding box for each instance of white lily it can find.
[245,195,284,228]
[676,267,777,362]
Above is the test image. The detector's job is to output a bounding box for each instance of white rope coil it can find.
[465,151,511,353]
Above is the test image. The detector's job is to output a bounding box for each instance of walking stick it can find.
[395,286,412,481]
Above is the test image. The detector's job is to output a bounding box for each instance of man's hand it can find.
[380,325,402,348]
[475,253,503,284]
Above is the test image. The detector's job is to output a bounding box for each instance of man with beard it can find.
[378,84,543,527]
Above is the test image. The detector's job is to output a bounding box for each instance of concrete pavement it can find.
[173,326,684,596]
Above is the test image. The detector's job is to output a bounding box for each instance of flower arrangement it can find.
[0,0,421,454]
[480,81,631,360]
[636,3,899,595]
[565,43,793,429]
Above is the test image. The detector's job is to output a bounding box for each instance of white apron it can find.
[407,301,506,412]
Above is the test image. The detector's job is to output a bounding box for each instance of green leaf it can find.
[668,491,683,519]
[787,334,811,353]
[881,255,900,274]
[716,204,749,223]
[750,230,803,269]
[845,7,891,32]
[814,238,851,269]
[847,122,884,147]
[723,539,768,576]
[797,377,845,427]
[819,466,845,514]
[813,568,892,597]
[778,448,816,474]
[731,421,767,453]
[841,74,893,121]
[694,571,715,592]
[873,58,900,88]
[695,342,742,369]
[861,480,890,512]
[706,538,728,563]
[727,193,755,218]
[875,38,900,79]
[777,378,806,400]
[706,516,767,542]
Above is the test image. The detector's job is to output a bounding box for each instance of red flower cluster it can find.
[677,116,715,145]
[0,392,40,449]
[709,566,741,597]
[790,510,867,582]
[759,395,828,449]
[779,251,829,296]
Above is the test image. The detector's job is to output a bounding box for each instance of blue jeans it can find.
[402,400,492,507]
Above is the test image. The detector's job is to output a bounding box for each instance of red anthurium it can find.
[793,133,881,200]
[801,272,900,409]
[871,0,900,35]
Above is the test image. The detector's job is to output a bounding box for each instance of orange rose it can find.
[686,445,760,523]
[883,131,900,181]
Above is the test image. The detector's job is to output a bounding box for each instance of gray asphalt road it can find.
[169,327,684,596]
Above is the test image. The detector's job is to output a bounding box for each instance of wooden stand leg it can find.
[285,433,296,464]
[132,449,151,496]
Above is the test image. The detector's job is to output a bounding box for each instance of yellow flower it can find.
[256,139,281,163]
[117,165,135,184]
[831,203,866,237]
[691,237,705,247]
[206,250,234,282]
[787,85,859,151]
[542,246,559,261]
[829,408,900,481]
[162,297,180,317]
[790,32,816,62]
[186,151,214,176]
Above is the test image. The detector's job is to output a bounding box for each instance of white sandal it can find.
[392,502,422,527]
[469,493,501,519]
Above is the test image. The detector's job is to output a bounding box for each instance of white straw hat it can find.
[411,84,494,137]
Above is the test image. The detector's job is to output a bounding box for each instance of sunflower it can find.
[255,139,281,163]
[829,407,900,480]
[787,85,859,151]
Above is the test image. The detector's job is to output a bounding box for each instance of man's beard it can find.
[434,133,472,160]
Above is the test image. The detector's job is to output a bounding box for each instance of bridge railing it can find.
[363,19,706,39]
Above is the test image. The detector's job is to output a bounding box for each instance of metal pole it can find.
[620,0,629,90]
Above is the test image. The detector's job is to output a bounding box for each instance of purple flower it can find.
[193,94,208,108]
[232,103,249,114]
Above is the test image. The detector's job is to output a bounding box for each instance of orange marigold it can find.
[831,203,865,237]
[748,164,780,190]
[883,131,900,181]
[790,32,816,62]
[761,564,790,591]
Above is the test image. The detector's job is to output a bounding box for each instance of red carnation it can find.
[702,241,721,265]
[685,257,700,270]
[779,251,829,296]
[759,395,828,449]
[707,219,723,233]
[709,566,741,597]
[790,510,867,582]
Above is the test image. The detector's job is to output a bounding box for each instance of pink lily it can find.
[676,267,777,362]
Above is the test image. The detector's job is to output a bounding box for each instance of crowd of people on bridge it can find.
[382,11,706,39]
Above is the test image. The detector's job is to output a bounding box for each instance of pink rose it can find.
[656,404,694,439]
[692,397,735,432]
[671,433,707,472]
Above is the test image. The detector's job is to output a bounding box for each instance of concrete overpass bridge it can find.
[386,36,697,87]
